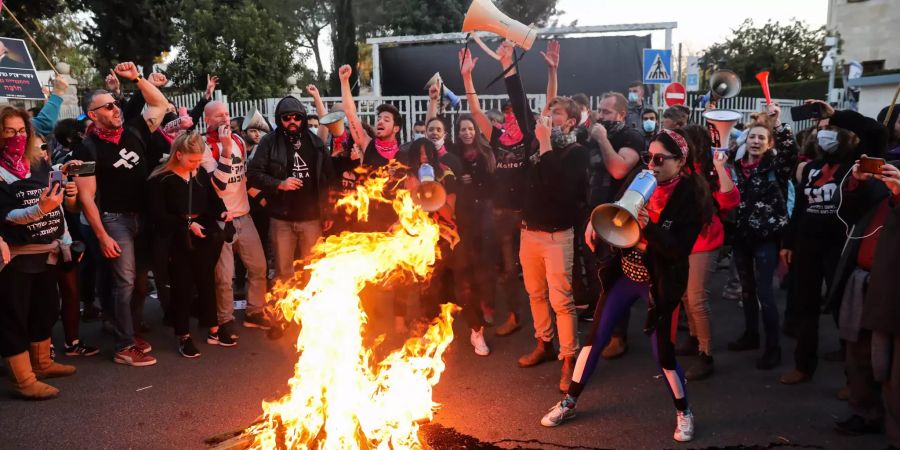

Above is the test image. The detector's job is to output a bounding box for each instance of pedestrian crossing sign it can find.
[643,49,672,84]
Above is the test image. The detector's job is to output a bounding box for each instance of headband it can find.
[659,128,689,159]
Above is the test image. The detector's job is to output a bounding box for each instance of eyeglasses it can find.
[644,153,680,167]
[3,127,26,136]
[281,114,303,122]
[90,102,117,112]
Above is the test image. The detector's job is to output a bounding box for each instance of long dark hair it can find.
[682,124,715,186]
[651,128,715,226]
[407,137,445,180]
[454,114,495,173]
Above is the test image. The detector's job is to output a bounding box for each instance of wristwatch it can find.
[135,73,143,82]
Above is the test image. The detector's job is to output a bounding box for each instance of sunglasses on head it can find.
[90,102,117,112]
[644,153,680,167]
[281,113,303,122]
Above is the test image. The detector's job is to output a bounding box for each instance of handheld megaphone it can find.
[707,69,742,106]
[462,0,538,51]
[703,109,743,151]
[414,163,447,212]
[590,170,657,248]
[320,110,346,137]
[424,73,461,109]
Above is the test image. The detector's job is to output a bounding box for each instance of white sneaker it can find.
[470,327,490,356]
[541,398,576,427]
[674,409,694,442]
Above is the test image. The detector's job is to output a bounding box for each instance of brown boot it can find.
[495,313,521,337]
[601,336,628,360]
[559,356,576,393]
[29,339,76,379]
[780,369,812,385]
[518,339,557,368]
[5,352,58,400]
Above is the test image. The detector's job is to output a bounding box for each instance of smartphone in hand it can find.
[859,156,886,174]
[790,103,823,121]
[50,170,64,190]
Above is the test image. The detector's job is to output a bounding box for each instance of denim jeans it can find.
[733,239,779,351]
[101,212,148,351]
[215,215,267,323]
[79,222,113,315]
[684,250,717,354]
[269,218,322,281]
[520,228,579,359]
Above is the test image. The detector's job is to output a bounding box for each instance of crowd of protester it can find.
[1,40,900,447]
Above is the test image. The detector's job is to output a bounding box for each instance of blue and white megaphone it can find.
[425,72,461,109]
[590,170,657,248]
[414,163,447,212]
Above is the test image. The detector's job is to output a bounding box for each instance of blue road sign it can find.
[643,49,672,84]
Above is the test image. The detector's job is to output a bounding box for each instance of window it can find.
[861,60,885,73]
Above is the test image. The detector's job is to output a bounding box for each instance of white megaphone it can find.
[319,110,346,137]
[424,72,462,109]
[462,0,538,51]
[242,109,271,133]
[702,109,743,156]
[414,164,447,212]
[590,170,657,248]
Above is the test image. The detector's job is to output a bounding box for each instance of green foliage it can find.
[167,0,307,101]
[75,0,181,76]
[700,19,826,86]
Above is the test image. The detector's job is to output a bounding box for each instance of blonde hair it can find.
[149,131,205,179]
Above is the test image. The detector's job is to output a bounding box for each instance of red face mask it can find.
[0,134,29,179]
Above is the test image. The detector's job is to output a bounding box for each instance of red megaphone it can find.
[756,71,771,106]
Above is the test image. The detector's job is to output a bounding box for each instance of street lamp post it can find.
[823,36,839,106]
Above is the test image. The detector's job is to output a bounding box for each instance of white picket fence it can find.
[57,90,817,139]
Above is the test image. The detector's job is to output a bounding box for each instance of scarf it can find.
[206,130,244,160]
[374,138,399,161]
[89,124,124,145]
[498,112,524,147]
[438,145,448,157]
[739,158,761,180]
[0,135,29,179]
[647,175,682,223]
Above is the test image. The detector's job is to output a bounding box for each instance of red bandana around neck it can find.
[498,113,524,147]
[90,124,124,145]
[0,135,29,179]
[374,138,399,161]
[206,131,243,160]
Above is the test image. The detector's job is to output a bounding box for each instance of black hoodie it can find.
[247,96,333,222]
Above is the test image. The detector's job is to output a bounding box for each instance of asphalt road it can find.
[0,264,886,450]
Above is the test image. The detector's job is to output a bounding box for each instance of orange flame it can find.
[245,162,458,449]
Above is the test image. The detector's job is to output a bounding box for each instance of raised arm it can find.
[32,76,67,136]
[459,49,493,142]
[306,84,330,142]
[426,82,441,120]
[188,75,218,130]
[339,65,372,150]
[540,40,559,116]
[113,63,168,133]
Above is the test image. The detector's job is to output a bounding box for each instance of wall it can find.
[828,0,900,70]
[857,84,897,120]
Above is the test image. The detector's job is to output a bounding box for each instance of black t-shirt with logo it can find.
[587,127,645,207]
[0,160,64,246]
[490,126,533,210]
[283,139,320,222]
[73,115,158,213]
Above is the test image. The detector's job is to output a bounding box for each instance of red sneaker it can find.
[114,346,157,367]
[133,336,152,353]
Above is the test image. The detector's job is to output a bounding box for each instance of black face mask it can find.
[601,120,625,135]
[163,112,178,125]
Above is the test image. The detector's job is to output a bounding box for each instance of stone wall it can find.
[828,0,900,70]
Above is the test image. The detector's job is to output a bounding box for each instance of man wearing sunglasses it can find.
[247,95,332,288]
[73,62,168,367]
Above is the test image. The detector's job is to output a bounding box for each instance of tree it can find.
[167,0,307,100]
[329,0,357,95]
[0,0,81,69]
[75,0,182,76]
[258,0,331,86]
[495,0,561,28]
[700,19,826,85]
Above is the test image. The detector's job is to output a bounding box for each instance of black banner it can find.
[380,34,652,97]
[0,38,44,100]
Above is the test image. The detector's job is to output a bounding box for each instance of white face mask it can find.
[412,132,425,141]
[817,129,840,153]
[628,92,640,103]
[431,137,445,149]
[309,127,319,136]
[580,110,589,124]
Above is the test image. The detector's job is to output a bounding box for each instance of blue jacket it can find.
[31,94,63,137]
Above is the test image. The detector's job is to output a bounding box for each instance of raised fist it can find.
[114,62,140,81]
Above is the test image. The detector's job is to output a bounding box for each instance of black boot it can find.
[756,346,781,370]
[728,331,760,352]
[685,352,714,381]
[675,335,700,356]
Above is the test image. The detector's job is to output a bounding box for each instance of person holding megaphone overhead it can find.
[542,129,714,444]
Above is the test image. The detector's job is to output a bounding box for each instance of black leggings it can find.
[568,276,688,411]
[169,233,223,337]
[790,235,842,374]
[0,261,60,357]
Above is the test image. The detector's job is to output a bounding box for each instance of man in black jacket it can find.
[518,96,589,393]
[247,96,333,283]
